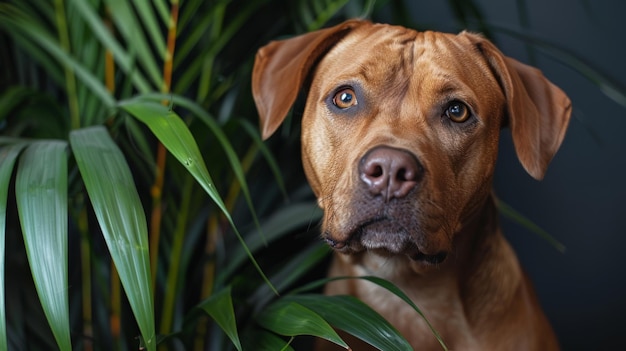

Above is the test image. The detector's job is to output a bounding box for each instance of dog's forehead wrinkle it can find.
[322,29,495,128]
[327,26,419,77]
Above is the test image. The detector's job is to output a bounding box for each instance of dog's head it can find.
[252,20,571,265]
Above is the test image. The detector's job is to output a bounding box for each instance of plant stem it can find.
[53,0,80,130]
[225,144,258,211]
[79,207,93,351]
[110,264,122,351]
[103,12,120,348]
[163,0,179,94]
[159,174,193,338]
[104,9,115,95]
[150,0,180,294]
[194,212,221,351]
[149,147,165,291]
[193,145,259,350]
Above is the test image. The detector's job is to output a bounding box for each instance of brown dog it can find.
[252,20,571,350]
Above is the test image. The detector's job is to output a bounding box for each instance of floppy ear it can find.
[465,33,572,180]
[252,20,366,140]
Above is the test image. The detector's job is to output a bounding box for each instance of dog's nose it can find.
[359,146,422,201]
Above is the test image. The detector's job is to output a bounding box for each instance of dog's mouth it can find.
[405,245,448,265]
[323,217,448,265]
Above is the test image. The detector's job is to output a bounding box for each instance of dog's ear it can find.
[464,33,572,180]
[252,20,366,140]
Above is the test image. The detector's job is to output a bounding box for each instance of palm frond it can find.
[16,141,71,351]
[0,143,29,351]
[70,126,156,351]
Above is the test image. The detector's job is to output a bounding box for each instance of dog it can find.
[252,19,571,350]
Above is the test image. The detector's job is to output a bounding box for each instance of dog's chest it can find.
[362,279,480,349]
[331,255,482,350]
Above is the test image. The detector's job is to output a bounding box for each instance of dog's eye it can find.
[333,88,358,109]
[445,102,471,123]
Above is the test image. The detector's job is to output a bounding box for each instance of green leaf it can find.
[357,276,447,350]
[0,4,115,108]
[496,198,566,253]
[249,243,329,308]
[118,98,277,294]
[306,0,350,31]
[119,98,226,217]
[69,126,155,351]
[15,141,71,351]
[0,143,28,351]
[197,287,242,351]
[131,93,265,244]
[0,86,34,122]
[290,276,448,349]
[238,118,288,200]
[218,201,322,286]
[257,300,347,348]
[495,25,626,109]
[282,294,412,350]
[69,0,152,93]
[0,9,64,86]
[103,0,164,90]
[130,0,167,58]
[242,330,295,351]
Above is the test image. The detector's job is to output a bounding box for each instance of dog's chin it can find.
[367,242,448,266]
[324,219,448,265]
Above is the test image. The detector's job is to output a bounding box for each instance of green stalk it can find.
[78,206,93,351]
[53,0,80,130]
[150,0,180,291]
[192,145,261,350]
[196,3,225,103]
[159,173,193,336]
[110,264,122,351]
[194,213,221,351]
[224,144,258,214]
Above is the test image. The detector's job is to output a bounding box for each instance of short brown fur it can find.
[252,20,570,350]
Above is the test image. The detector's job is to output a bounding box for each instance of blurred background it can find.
[1,0,624,350]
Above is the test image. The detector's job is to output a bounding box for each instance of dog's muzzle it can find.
[322,146,448,265]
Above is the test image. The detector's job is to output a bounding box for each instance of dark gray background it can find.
[387,0,626,349]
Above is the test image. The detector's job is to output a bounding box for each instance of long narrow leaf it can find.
[0,4,115,108]
[0,87,34,122]
[257,300,347,348]
[0,11,65,86]
[164,95,264,238]
[282,294,412,350]
[0,143,28,351]
[15,141,71,351]
[496,198,566,252]
[218,201,322,286]
[130,0,167,57]
[238,118,288,200]
[358,276,447,350]
[249,243,329,310]
[494,25,626,109]
[103,0,164,89]
[69,126,155,351]
[291,275,448,350]
[118,99,278,294]
[306,0,350,31]
[69,0,152,93]
[242,330,295,351]
[119,99,226,220]
[196,287,242,351]
[133,93,265,244]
